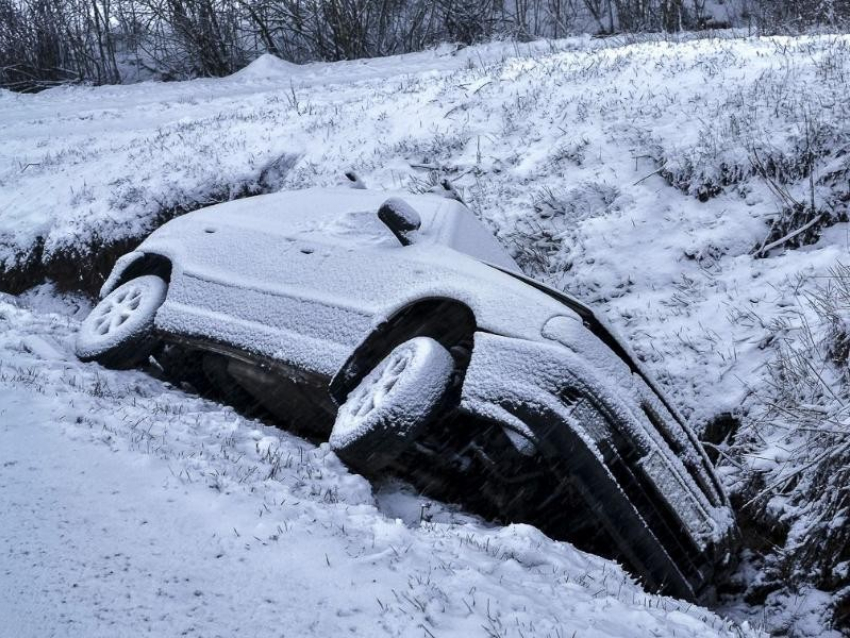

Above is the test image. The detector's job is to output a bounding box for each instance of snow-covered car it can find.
[76,186,736,602]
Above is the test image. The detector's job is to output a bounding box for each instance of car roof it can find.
[185,187,520,271]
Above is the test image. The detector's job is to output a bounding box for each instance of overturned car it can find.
[76,186,736,602]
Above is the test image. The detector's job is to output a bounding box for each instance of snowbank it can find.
[0,289,762,637]
[230,53,302,81]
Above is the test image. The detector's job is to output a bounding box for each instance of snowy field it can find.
[0,288,760,638]
[2,31,850,636]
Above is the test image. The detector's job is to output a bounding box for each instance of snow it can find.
[2,32,846,419]
[3,30,850,634]
[0,289,762,637]
[230,52,303,81]
[130,188,586,379]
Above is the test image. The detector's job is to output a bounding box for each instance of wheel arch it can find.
[101,252,173,298]
[329,297,477,405]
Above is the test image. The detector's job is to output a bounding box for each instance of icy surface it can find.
[0,290,762,638]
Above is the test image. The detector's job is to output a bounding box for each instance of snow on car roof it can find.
[180,187,520,271]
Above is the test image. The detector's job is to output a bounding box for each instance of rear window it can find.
[430,204,520,271]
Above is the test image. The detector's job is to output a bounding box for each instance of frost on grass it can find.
[0,289,762,638]
[3,35,850,296]
[727,264,850,633]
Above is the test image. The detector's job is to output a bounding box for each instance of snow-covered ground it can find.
[0,288,760,638]
[2,31,850,636]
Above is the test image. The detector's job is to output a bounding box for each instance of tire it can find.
[75,275,167,369]
[329,336,454,473]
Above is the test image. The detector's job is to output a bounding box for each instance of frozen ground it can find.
[2,31,850,636]
[0,289,760,638]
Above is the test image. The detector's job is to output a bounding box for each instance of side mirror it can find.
[344,170,366,189]
[378,198,421,246]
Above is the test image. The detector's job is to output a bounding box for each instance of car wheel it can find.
[330,336,454,473]
[75,275,167,369]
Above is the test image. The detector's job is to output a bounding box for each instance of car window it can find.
[429,204,521,272]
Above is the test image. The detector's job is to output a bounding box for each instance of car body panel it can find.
[100,250,146,298]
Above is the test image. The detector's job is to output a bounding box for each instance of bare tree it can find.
[3,0,850,92]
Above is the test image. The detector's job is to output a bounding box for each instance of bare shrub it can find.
[8,0,850,91]
[506,181,620,279]
[0,0,120,91]
[736,264,850,626]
